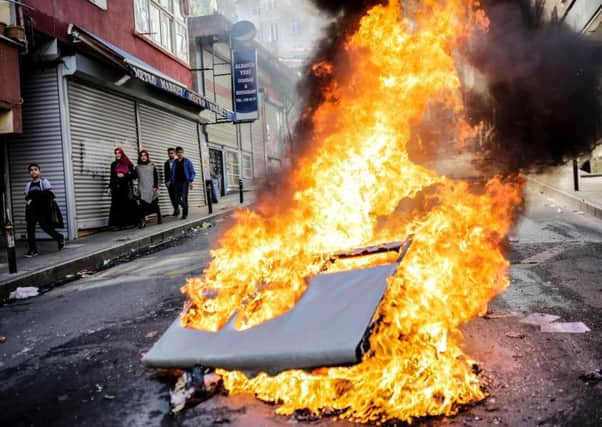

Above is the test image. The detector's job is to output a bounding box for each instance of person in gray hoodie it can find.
[135,150,162,228]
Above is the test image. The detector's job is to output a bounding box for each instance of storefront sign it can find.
[127,64,235,121]
[231,45,259,123]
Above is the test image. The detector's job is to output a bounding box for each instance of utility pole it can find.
[3,195,17,273]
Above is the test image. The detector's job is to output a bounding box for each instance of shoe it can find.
[138,220,146,229]
[58,237,65,250]
[25,250,39,258]
[181,215,187,220]
[172,210,180,217]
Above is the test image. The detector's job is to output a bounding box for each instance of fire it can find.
[182,0,523,423]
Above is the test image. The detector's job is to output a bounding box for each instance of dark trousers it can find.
[139,199,162,224]
[27,215,63,251]
[173,181,190,217]
[167,183,179,214]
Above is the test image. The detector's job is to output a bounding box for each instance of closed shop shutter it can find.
[69,81,138,230]
[7,69,69,239]
[138,103,206,210]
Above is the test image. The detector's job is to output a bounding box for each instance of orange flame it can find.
[182,0,523,423]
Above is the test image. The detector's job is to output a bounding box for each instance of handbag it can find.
[128,182,141,201]
[50,200,64,228]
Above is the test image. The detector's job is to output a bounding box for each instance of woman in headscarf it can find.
[135,150,162,228]
[109,147,138,229]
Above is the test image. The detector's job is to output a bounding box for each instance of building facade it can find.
[190,0,238,21]
[2,0,226,241]
[532,0,602,32]
[235,0,324,70]
[189,13,297,196]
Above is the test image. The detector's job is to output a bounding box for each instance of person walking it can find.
[171,146,196,220]
[136,150,162,228]
[24,163,65,257]
[163,148,179,216]
[109,147,138,229]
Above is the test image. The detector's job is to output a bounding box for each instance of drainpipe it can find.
[57,58,79,240]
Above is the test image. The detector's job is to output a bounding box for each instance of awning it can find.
[67,24,235,121]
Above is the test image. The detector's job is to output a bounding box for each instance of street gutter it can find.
[0,208,240,301]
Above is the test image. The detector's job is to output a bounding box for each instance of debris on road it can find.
[540,322,590,334]
[169,368,223,414]
[103,394,116,400]
[0,336,6,344]
[145,331,158,339]
[519,313,560,326]
[505,331,525,339]
[485,311,515,319]
[203,372,222,393]
[8,287,40,300]
[579,369,602,384]
[520,313,590,333]
[201,222,213,229]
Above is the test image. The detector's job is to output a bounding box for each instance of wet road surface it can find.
[0,188,601,426]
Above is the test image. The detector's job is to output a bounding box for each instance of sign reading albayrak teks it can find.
[231,43,259,123]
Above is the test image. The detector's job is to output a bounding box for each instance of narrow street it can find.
[1,187,601,427]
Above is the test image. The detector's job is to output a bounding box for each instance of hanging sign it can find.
[231,43,259,123]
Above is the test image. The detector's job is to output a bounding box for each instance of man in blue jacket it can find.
[171,146,196,220]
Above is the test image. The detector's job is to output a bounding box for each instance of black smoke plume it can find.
[256,0,386,205]
[465,0,602,173]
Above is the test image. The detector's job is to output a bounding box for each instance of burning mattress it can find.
[143,239,411,374]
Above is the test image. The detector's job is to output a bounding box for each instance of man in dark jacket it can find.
[163,147,179,216]
[24,163,65,257]
[171,146,196,220]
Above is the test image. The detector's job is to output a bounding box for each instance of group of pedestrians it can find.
[23,146,196,257]
[108,146,196,229]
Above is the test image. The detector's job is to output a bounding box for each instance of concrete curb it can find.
[528,176,602,220]
[0,207,239,300]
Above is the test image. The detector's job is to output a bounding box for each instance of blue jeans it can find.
[173,181,189,217]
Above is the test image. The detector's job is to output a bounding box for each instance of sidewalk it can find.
[528,164,602,219]
[0,192,255,299]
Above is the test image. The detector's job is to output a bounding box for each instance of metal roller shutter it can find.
[69,81,138,229]
[7,69,69,239]
[138,103,206,210]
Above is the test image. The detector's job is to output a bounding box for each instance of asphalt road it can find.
[0,188,601,427]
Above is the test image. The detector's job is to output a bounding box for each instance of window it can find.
[134,0,189,62]
[242,154,253,179]
[226,151,241,187]
[134,0,149,33]
[270,23,279,42]
[175,23,188,60]
[89,0,108,10]
[291,20,301,35]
